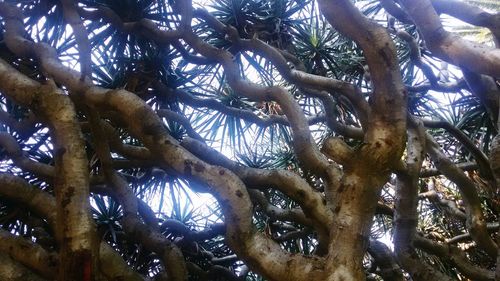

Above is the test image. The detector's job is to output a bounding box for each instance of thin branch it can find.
[420,162,477,177]
[0,132,55,178]
[423,118,494,180]
[414,235,495,281]
[425,133,498,257]
[61,0,92,80]
[249,190,312,227]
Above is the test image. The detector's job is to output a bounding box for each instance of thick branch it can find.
[181,137,333,233]
[0,252,47,281]
[431,0,500,41]
[0,229,57,279]
[368,239,404,281]
[394,120,454,280]
[317,2,407,279]
[399,0,500,76]
[0,12,325,280]
[0,173,149,281]
[0,54,95,281]
[86,106,187,281]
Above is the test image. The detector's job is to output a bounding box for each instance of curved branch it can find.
[414,235,495,281]
[0,252,48,281]
[99,243,151,281]
[0,229,57,279]
[99,121,152,160]
[431,0,500,41]
[183,30,330,176]
[86,106,188,281]
[181,137,333,232]
[368,239,405,281]
[0,109,39,140]
[186,262,240,281]
[446,222,499,244]
[419,189,467,221]
[0,133,55,178]
[0,173,56,225]
[406,78,469,93]
[0,173,149,281]
[0,12,325,280]
[423,118,493,180]
[394,119,454,280]
[420,162,477,177]
[425,134,498,257]
[157,84,348,138]
[380,0,412,24]
[61,0,92,80]
[78,0,192,44]
[462,69,500,127]
[318,0,406,169]
[160,220,225,242]
[0,50,96,281]
[399,0,500,76]
[249,190,312,228]
[396,30,439,86]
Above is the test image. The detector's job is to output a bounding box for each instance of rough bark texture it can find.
[0,1,498,280]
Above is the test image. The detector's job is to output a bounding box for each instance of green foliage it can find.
[0,0,497,280]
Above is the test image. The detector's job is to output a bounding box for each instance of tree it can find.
[451,0,500,44]
[0,0,498,280]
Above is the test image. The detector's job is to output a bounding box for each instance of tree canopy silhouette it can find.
[0,0,499,280]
